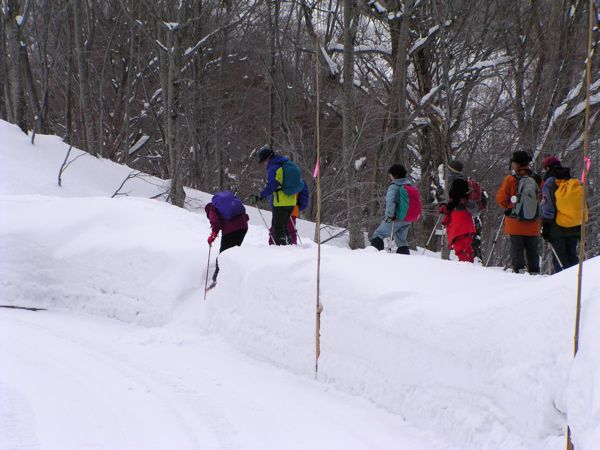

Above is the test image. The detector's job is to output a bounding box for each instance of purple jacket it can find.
[205,203,249,236]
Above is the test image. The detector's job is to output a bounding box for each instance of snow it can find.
[128,134,150,156]
[320,45,339,77]
[354,156,367,171]
[1,120,600,449]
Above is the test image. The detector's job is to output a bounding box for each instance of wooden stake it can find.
[567,1,594,448]
[315,35,322,378]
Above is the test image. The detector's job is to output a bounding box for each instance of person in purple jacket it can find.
[205,191,249,283]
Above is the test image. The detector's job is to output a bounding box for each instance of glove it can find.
[385,216,396,223]
[207,231,218,245]
[504,208,512,217]
[438,203,448,215]
[249,194,262,204]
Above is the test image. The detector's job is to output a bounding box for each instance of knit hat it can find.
[388,164,407,179]
[256,145,274,163]
[510,150,532,165]
[543,155,561,169]
[448,159,464,173]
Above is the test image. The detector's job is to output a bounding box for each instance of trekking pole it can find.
[485,215,505,267]
[289,216,303,246]
[203,244,212,301]
[422,214,444,255]
[254,201,277,244]
[387,219,396,253]
[550,244,565,271]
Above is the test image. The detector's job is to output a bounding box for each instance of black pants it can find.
[549,236,579,272]
[472,215,483,260]
[213,229,247,281]
[510,235,540,273]
[272,206,294,245]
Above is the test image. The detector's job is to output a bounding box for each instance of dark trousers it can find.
[549,236,579,272]
[271,206,294,245]
[510,235,540,273]
[213,229,247,281]
[472,215,483,260]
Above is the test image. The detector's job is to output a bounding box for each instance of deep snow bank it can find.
[204,244,600,449]
[0,195,208,325]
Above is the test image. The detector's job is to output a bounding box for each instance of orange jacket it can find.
[495,171,541,236]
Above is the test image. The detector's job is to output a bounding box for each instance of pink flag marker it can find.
[581,156,591,183]
[313,158,319,178]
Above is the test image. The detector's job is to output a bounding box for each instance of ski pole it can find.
[485,215,505,267]
[387,219,396,253]
[550,244,564,271]
[289,216,303,246]
[203,244,212,301]
[255,202,277,244]
[422,214,444,255]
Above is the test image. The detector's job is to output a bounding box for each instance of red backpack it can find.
[464,178,486,217]
[396,184,422,222]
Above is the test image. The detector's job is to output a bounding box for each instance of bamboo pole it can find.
[567,1,594,448]
[315,35,323,378]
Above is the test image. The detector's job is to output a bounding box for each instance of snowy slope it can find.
[1,120,599,449]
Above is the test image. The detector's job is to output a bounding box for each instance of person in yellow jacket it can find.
[541,156,583,272]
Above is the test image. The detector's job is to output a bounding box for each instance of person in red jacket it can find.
[495,151,541,274]
[205,192,249,283]
[439,160,476,262]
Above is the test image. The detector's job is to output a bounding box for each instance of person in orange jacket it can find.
[495,150,542,273]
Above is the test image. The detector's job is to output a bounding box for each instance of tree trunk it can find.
[71,0,98,155]
[386,3,412,164]
[343,0,363,249]
[20,45,41,132]
[5,0,27,132]
[0,11,7,120]
[166,29,186,207]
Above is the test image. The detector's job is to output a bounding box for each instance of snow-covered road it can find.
[0,308,452,450]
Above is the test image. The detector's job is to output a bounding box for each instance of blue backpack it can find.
[212,191,246,220]
[281,160,304,195]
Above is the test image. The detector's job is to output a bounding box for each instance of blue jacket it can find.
[385,178,410,218]
[297,181,309,211]
[260,155,298,207]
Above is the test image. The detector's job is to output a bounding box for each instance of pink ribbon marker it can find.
[313,158,320,178]
[581,156,591,183]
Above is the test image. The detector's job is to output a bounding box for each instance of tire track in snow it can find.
[0,311,241,450]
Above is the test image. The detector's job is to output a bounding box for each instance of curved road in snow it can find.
[0,308,453,450]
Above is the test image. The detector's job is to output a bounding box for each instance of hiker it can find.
[438,160,477,263]
[251,145,305,245]
[370,164,422,254]
[495,150,541,274]
[268,182,309,245]
[205,191,249,283]
[445,159,488,261]
[541,156,585,272]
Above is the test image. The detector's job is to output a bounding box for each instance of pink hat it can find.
[543,156,561,169]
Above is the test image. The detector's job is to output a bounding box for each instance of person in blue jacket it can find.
[267,181,309,245]
[251,145,300,245]
[370,164,411,255]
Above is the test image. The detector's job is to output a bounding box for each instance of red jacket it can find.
[205,203,249,236]
[444,209,476,246]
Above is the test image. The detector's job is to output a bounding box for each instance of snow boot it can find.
[396,246,410,255]
[371,236,384,251]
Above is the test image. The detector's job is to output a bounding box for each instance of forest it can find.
[1,0,599,268]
